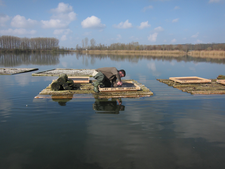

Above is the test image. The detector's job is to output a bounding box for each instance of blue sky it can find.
[0,0,225,48]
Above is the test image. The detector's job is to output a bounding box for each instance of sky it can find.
[0,0,225,48]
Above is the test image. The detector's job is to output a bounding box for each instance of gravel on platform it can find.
[0,68,38,75]
[32,68,95,76]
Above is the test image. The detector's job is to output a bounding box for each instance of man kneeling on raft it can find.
[92,67,126,93]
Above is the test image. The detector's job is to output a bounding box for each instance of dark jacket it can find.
[96,67,121,82]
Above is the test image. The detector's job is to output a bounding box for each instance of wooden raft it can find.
[34,80,153,99]
[217,79,225,85]
[157,78,225,95]
[169,76,211,84]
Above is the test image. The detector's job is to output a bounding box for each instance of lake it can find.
[1,52,225,169]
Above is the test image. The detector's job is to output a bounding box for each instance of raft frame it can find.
[169,76,211,84]
[99,81,141,92]
[68,76,90,83]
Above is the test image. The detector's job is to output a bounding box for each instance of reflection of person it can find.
[92,67,126,93]
[93,98,125,114]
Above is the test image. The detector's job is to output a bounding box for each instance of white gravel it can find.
[33,68,95,76]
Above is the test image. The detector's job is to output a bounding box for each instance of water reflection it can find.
[1,53,225,168]
[84,99,225,168]
[75,53,225,64]
[93,98,125,114]
[52,96,73,106]
[1,53,225,68]
[0,53,62,67]
[51,96,126,114]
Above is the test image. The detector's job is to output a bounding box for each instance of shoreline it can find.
[78,50,186,57]
[1,49,225,59]
[76,49,225,59]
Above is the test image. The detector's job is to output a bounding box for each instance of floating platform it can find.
[217,79,225,85]
[157,78,225,95]
[34,79,153,99]
[0,68,38,75]
[169,76,211,84]
[32,68,94,76]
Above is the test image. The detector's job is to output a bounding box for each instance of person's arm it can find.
[111,68,123,86]
[117,81,123,86]
[111,67,121,82]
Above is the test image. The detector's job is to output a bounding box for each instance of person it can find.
[92,67,126,93]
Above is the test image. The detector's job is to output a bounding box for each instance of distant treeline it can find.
[0,35,71,53]
[77,39,225,52]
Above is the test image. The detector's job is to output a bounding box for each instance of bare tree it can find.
[84,37,88,48]
[90,38,96,49]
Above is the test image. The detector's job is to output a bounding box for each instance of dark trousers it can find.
[94,72,113,87]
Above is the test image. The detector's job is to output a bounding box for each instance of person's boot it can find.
[92,81,98,86]
[92,81,100,93]
[99,82,105,88]
[93,86,99,93]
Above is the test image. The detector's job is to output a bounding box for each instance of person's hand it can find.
[117,81,123,86]
[117,99,122,105]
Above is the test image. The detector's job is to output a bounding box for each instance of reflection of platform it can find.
[0,68,38,75]
[169,76,211,84]
[99,81,141,92]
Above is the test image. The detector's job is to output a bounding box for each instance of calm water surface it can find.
[1,53,225,169]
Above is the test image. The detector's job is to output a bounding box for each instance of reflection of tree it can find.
[93,98,125,114]
[75,53,225,65]
[0,53,62,67]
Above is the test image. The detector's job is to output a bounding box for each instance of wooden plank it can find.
[99,81,141,92]
[169,76,211,84]
[68,76,90,83]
